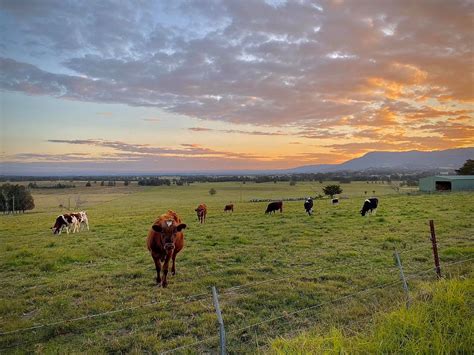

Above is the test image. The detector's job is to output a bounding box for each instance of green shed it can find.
[419,175,474,192]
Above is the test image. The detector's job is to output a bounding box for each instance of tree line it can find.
[0,184,35,214]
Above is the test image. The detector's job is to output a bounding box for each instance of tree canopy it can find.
[322,184,343,198]
[0,184,35,213]
[456,159,474,175]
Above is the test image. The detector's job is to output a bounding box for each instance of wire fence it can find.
[1,250,472,354]
[157,257,473,354]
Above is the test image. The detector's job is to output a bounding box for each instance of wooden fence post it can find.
[429,220,442,278]
[212,286,226,355]
[394,250,410,308]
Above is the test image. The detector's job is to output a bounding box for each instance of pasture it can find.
[1,181,473,353]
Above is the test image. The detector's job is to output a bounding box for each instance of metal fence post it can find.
[394,250,410,308]
[212,286,226,355]
[429,220,442,278]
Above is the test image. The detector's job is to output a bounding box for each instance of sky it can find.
[0,0,473,174]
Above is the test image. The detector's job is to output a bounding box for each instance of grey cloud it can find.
[47,139,264,159]
[0,0,472,131]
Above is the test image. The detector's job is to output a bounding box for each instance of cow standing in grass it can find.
[265,201,283,214]
[71,211,90,231]
[360,198,379,216]
[304,198,313,216]
[147,210,187,287]
[195,203,207,223]
[224,204,234,213]
[52,214,79,234]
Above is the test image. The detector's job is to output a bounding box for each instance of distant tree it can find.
[289,180,296,186]
[456,159,474,175]
[85,181,91,187]
[0,184,34,213]
[100,181,105,186]
[364,191,367,195]
[319,180,323,184]
[322,184,342,198]
[209,188,217,196]
[124,180,129,186]
[107,181,114,186]
[372,190,376,195]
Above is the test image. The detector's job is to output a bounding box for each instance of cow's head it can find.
[152,220,187,251]
[360,202,370,216]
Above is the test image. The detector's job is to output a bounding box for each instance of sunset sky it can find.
[1,0,473,174]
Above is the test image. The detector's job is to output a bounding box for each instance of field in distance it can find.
[1,181,472,353]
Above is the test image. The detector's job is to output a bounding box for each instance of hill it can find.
[286,147,474,173]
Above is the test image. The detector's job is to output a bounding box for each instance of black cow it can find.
[304,198,313,216]
[265,201,283,214]
[360,198,378,216]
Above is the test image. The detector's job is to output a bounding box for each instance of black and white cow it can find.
[360,198,378,216]
[304,198,314,216]
[52,214,79,234]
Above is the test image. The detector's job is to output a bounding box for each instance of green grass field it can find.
[0,181,473,353]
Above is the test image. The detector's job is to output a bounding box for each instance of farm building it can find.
[418,175,474,192]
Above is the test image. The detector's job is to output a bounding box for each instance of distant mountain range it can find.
[1,148,472,177]
[283,147,474,174]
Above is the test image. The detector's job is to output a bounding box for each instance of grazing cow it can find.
[332,198,339,205]
[71,211,90,231]
[147,210,187,287]
[224,204,234,213]
[360,198,379,216]
[265,201,283,214]
[195,203,207,223]
[304,198,313,216]
[52,214,79,235]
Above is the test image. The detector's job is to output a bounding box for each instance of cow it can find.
[52,214,79,235]
[265,201,283,214]
[332,198,339,205]
[195,203,207,223]
[224,204,234,213]
[71,211,90,231]
[304,198,313,216]
[360,198,379,216]
[147,210,186,287]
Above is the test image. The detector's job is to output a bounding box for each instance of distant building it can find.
[419,175,474,192]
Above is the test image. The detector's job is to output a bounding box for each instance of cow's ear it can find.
[152,225,162,233]
[177,223,187,231]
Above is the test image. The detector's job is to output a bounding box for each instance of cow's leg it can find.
[152,255,161,285]
[162,252,172,287]
[171,251,178,275]
[373,208,377,215]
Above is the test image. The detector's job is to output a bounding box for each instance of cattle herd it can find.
[50,198,379,287]
[145,198,379,287]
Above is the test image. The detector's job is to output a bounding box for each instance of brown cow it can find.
[265,201,283,214]
[195,203,207,223]
[224,204,234,213]
[147,210,187,287]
